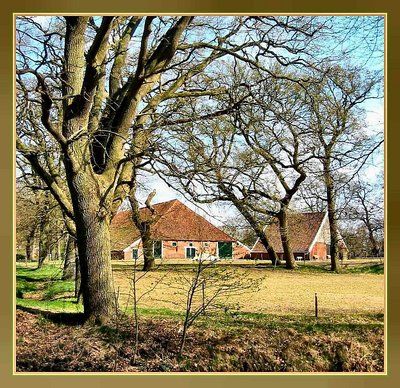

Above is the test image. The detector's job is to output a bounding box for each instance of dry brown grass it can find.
[16,309,384,372]
[112,264,384,316]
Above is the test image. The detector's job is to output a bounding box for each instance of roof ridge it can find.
[136,198,178,210]
[288,210,326,215]
[149,199,180,229]
[155,199,236,241]
[178,201,236,241]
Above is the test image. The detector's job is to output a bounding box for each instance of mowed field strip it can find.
[112,265,384,316]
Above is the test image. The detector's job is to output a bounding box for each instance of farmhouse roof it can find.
[252,212,327,254]
[110,199,235,250]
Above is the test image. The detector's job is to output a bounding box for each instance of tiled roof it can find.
[110,210,142,251]
[110,199,235,250]
[252,212,327,253]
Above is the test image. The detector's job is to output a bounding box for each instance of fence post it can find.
[315,292,318,318]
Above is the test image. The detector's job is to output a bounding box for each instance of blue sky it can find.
[17,16,385,226]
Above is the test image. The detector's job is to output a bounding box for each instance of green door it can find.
[153,240,162,258]
[218,242,233,259]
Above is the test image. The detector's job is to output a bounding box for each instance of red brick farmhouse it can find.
[251,212,348,261]
[110,199,251,260]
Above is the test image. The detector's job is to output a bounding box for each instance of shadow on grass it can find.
[111,260,384,275]
[16,305,85,325]
[342,263,384,274]
[16,275,56,282]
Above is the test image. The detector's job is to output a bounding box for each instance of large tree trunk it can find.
[129,186,156,271]
[62,234,76,280]
[75,209,116,323]
[74,199,116,323]
[258,232,280,266]
[327,206,340,272]
[75,245,81,300]
[141,226,155,271]
[277,207,296,269]
[225,192,279,265]
[37,212,50,269]
[25,227,35,262]
[324,157,340,272]
[368,231,380,257]
[64,157,117,323]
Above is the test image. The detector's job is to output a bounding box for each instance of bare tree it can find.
[16,16,330,320]
[168,254,261,355]
[154,68,314,268]
[16,184,40,262]
[129,187,158,271]
[16,159,77,277]
[62,234,77,280]
[307,65,382,271]
[343,178,384,257]
[16,177,62,269]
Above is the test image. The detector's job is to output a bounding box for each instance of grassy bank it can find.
[15,307,384,372]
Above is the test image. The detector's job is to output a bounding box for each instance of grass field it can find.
[16,259,384,317]
[15,260,385,372]
[113,264,384,317]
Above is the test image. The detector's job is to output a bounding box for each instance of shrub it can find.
[16,254,26,262]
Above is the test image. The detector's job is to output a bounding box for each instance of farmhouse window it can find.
[186,247,196,259]
[172,241,178,247]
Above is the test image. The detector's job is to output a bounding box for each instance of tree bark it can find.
[37,211,50,269]
[25,227,35,262]
[75,209,116,323]
[277,207,296,269]
[258,232,280,266]
[65,159,117,323]
[129,189,156,271]
[368,230,380,257]
[323,157,340,272]
[75,205,116,323]
[62,234,76,280]
[141,227,155,271]
[75,243,81,300]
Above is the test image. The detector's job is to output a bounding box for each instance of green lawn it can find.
[16,263,81,313]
